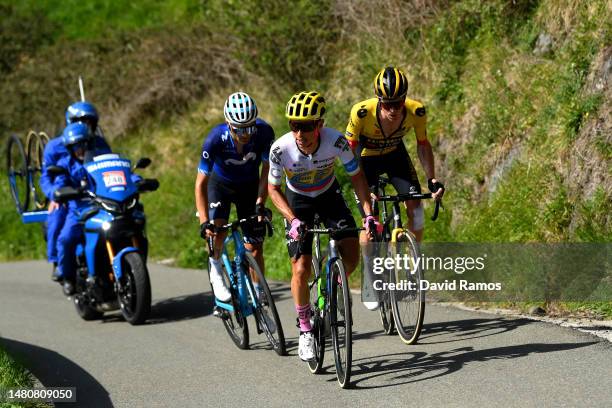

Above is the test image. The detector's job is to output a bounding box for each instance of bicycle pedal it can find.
[213,306,229,320]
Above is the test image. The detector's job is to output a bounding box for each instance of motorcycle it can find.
[50,153,159,325]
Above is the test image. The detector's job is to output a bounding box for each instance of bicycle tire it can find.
[6,134,29,213]
[330,259,352,388]
[390,231,425,345]
[379,288,395,335]
[26,131,48,210]
[244,252,286,356]
[208,258,249,349]
[308,258,325,374]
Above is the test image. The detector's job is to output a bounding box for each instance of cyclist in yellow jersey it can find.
[345,66,445,310]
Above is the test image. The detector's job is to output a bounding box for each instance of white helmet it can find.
[224,92,258,126]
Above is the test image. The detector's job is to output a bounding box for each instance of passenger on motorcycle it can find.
[195,92,275,302]
[40,102,110,279]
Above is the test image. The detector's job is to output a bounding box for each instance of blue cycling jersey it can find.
[197,118,275,183]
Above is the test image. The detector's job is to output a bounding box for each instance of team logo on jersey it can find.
[270,146,282,165]
[224,152,256,166]
[102,171,126,188]
[334,136,349,151]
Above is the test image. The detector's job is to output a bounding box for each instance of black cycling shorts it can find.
[356,143,422,216]
[208,174,265,244]
[284,181,358,258]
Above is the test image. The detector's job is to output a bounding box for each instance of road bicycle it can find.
[373,176,441,345]
[302,216,363,388]
[6,131,50,221]
[207,215,286,356]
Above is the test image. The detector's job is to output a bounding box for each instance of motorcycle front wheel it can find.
[117,252,151,325]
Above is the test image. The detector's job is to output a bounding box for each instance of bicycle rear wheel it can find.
[330,260,352,388]
[6,134,29,213]
[209,259,249,349]
[308,258,325,374]
[390,232,425,345]
[244,252,286,356]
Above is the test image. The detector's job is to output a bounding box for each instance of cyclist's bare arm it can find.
[257,162,270,205]
[268,184,297,222]
[195,172,210,224]
[415,128,444,200]
[350,170,374,216]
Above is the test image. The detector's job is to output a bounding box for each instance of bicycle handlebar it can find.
[373,192,442,221]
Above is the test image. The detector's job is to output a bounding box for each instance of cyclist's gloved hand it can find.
[427,178,445,200]
[199,221,216,239]
[363,215,382,238]
[256,202,273,222]
[288,218,304,240]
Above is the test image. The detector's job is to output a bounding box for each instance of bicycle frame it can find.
[312,231,342,312]
[214,228,257,318]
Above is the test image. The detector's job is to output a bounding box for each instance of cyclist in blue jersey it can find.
[40,101,110,281]
[195,92,274,302]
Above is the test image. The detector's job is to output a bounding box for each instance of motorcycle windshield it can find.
[84,154,138,201]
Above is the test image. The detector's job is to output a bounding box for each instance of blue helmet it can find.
[62,122,92,147]
[65,101,99,128]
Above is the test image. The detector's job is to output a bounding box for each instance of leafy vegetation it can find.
[0,0,609,317]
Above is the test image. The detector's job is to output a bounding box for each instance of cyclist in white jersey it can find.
[268,91,379,362]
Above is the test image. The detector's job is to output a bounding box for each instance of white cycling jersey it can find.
[268,127,360,198]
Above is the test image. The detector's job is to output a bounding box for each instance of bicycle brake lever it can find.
[431,200,441,221]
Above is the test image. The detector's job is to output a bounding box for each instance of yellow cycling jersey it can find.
[345,97,427,156]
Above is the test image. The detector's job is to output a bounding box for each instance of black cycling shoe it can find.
[62,280,75,296]
[51,264,61,282]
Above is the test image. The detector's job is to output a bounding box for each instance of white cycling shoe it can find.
[298,331,315,361]
[209,267,231,302]
[363,301,380,311]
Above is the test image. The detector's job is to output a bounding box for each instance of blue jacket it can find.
[53,146,112,211]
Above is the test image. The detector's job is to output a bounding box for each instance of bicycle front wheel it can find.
[209,259,249,349]
[244,252,286,356]
[308,257,326,374]
[330,259,352,388]
[390,232,425,345]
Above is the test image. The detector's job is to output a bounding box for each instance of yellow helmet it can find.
[285,91,326,121]
[374,67,408,101]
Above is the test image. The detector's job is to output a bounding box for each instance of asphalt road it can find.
[1,261,610,407]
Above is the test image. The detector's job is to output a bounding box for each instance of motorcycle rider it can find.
[40,102,110,280]
[52,122,111,295]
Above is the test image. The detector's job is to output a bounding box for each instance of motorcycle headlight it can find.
[99,199,122,213]
[126,196,138,210]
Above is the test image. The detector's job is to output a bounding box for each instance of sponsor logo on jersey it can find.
[209,201,222,208]
[224,152,256,165]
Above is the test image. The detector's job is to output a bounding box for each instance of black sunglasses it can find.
[289,121,318,133]
[379,99,405,110]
